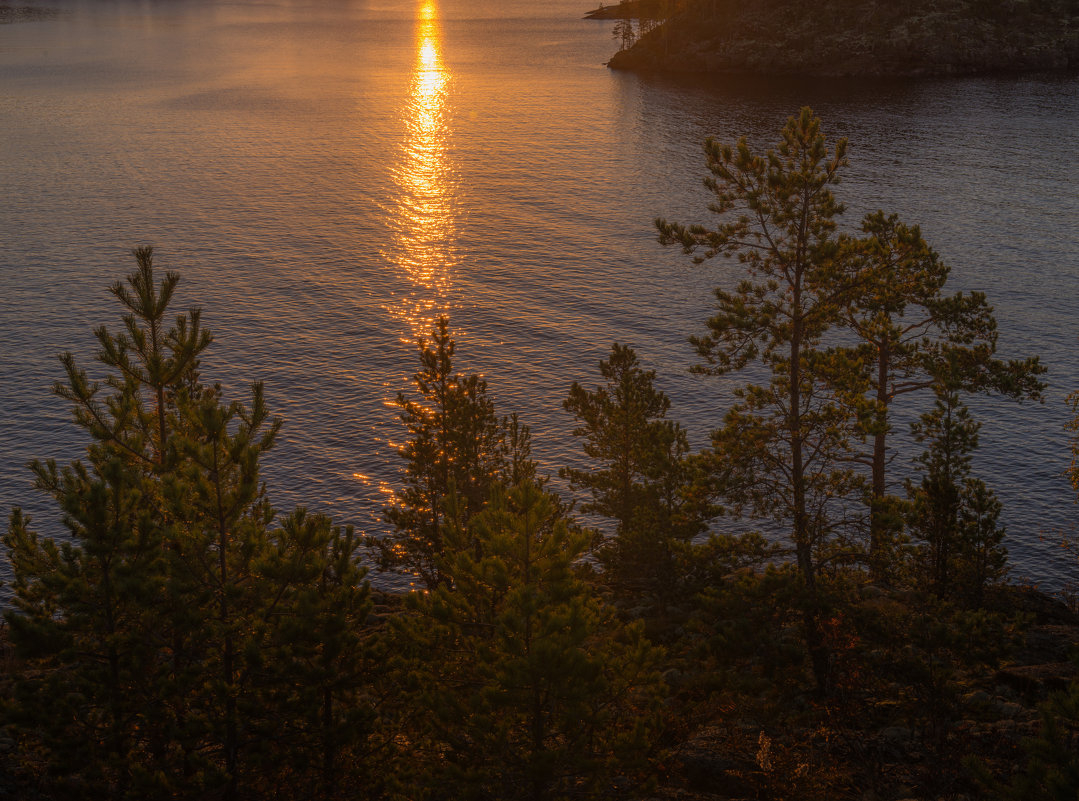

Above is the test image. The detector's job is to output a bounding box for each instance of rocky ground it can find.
[635,585,1079,800]
[2,584,1075,799]
[606,0,1079,77]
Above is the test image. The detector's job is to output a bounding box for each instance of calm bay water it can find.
[2,0,1077,592]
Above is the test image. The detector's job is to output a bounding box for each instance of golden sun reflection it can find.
[383,0,456,341]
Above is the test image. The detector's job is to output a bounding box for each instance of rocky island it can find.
[0,4,57,24]
[603,0,1079,77]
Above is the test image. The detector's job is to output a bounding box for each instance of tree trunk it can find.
[870,340,890,576]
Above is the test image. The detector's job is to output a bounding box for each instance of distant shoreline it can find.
[0,4,58,24]
[604,0,1079,78]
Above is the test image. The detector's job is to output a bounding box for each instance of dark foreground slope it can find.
[607,0,1079,77]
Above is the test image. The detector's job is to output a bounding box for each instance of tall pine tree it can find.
[657,107,865,690]
[3,247,209,795]
[379,316,504,588]
[4,249,382,800]
[842,212,1043,570]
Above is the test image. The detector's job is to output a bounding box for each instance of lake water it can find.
[2,0,1077,593]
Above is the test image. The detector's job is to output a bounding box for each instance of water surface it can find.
[2,0,1077,591]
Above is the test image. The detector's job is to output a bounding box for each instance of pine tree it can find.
[905,370,1007,603]
[379,316,504,589]
[657,107,864,690]
[392,480,664,801]
[561,343,706,593]
[250,509,376,800]
[907,384,974,595]
[499,411,538,488]
[956,478,1006,607]
[3,468,166,796]
[1064,388,1079,496]
[60,245,212,468]
[842,212,1043,570]
[157,397,383,799]
[160,379,281,799]
[2,247,208,796]
[613,1,636,50]
[4,250,382,800]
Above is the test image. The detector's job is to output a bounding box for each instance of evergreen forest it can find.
[3,109,1079,801]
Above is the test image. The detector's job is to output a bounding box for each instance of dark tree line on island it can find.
[604,0,682,51]
[2,109,1077,801]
